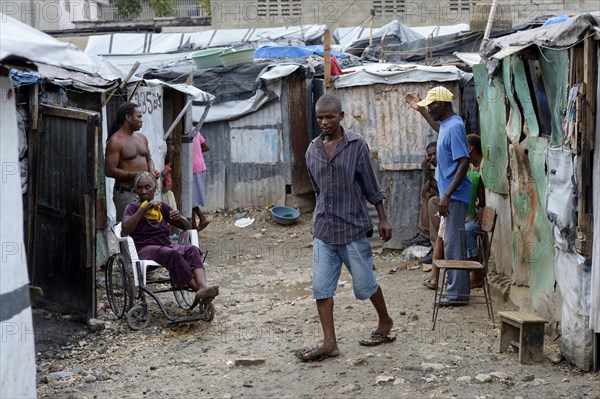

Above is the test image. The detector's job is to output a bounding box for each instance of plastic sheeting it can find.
[85,25,326,55]
[333,20,424,54]
[146,61,312,123]
[0,13,95,73]
[546,146,577,252]
[255,45,346,59]
[483,13,600,60]
[333,64,469,89]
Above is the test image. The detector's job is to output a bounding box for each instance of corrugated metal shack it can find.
[331,64,471,249]
[477,13,600,370]
[146,62,316,211]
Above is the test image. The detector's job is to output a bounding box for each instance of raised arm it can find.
[404,93,440,133]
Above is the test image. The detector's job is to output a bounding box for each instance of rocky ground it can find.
[35,208,600,399]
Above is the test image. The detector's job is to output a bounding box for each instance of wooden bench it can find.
[498,311,548,363]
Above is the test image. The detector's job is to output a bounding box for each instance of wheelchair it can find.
[105,223,215,330]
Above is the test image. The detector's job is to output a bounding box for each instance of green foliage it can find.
[200,0,211,16]
[109,0,175,19]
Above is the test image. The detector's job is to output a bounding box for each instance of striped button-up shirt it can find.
[306,128,386,245]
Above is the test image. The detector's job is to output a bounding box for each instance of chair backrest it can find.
[111,222,141,262]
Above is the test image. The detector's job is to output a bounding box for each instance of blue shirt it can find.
[436,114,472,205]
[306,128,386,245]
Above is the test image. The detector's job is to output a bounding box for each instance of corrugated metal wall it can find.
[202,97,287,211]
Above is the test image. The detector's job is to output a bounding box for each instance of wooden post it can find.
[480,0,498,51]
[102,61,140,107]
[369,8,374,47]
[324,29,331,90]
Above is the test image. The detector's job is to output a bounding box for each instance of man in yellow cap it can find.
[410,86,472,305]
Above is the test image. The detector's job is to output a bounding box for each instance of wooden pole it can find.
[324,29,331,90]
[480,0,498,51]
[102,61,140,107]
[369,8,375,47]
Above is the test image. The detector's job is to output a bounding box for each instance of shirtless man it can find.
[105,102,161,221]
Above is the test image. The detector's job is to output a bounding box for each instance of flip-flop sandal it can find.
[423,279,437,290]
[359,332,396,347]
[190,286,219,310]
[295,346,339,362]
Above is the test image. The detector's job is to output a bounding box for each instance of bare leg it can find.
[187,267,209,291]
[192,206,209,231]
[427,236,444,284]
[312,298,340,356]
[369,286,393,335]
[469,256,483,288]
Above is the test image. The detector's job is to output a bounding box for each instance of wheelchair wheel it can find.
[172,283,195,310]
[105,254,135,319]
[126,305,150,330]
[201,302,215,322]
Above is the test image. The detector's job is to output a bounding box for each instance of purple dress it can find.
[124,202,204,288]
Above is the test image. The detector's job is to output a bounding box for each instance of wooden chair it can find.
[431,207,497,330]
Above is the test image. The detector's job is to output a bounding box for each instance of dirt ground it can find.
[36,208,600,399]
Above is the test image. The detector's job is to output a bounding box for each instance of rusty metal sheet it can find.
[539,48,570,145]
[285,75,312,195]
[503,56,522,144]
[512,55,540,137]
[334,82,460,171]
[473,64,509,195]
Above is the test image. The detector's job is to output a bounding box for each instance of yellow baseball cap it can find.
[417,86,453,107]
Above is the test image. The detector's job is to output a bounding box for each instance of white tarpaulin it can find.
[0,13,95,73]
[0,75,37,399]
[85,25,326,55]
[334,64,469,89]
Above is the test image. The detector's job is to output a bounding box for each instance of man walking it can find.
[416,87,471,304]
[295,94,394,362]
[105,102,161,221]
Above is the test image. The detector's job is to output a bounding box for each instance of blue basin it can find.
[270,206,300,225]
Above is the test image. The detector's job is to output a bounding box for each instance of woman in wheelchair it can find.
[122,171,219,309]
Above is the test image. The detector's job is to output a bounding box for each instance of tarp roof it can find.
[333,20,424,55]
[482,12,600,60]
[0,13,96,73]
[145,61,313,123]
[85,25,327,56]
[333,63,470,89]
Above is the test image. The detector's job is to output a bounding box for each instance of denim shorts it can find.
[465,220,483,258]
[312,236,379,300]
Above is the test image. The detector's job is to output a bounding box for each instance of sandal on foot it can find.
[190,286,219,310]
[359,332,396,347]
[295,346,339,362]
[423,279,437,290]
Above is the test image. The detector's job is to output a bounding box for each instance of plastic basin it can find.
[219,48,255,67]
[191,48,228,69]
[270,206,300,225]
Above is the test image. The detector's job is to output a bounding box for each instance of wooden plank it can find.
[472,64,510,194]
[575,36,596,258]
[433,260,483,270]
[511,55,539,137]
[324,29,331,89]
[503,56,522,144]
[498,310,547,324]
[40,104,97,121]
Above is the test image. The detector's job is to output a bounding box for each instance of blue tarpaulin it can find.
[254,45,346,59]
